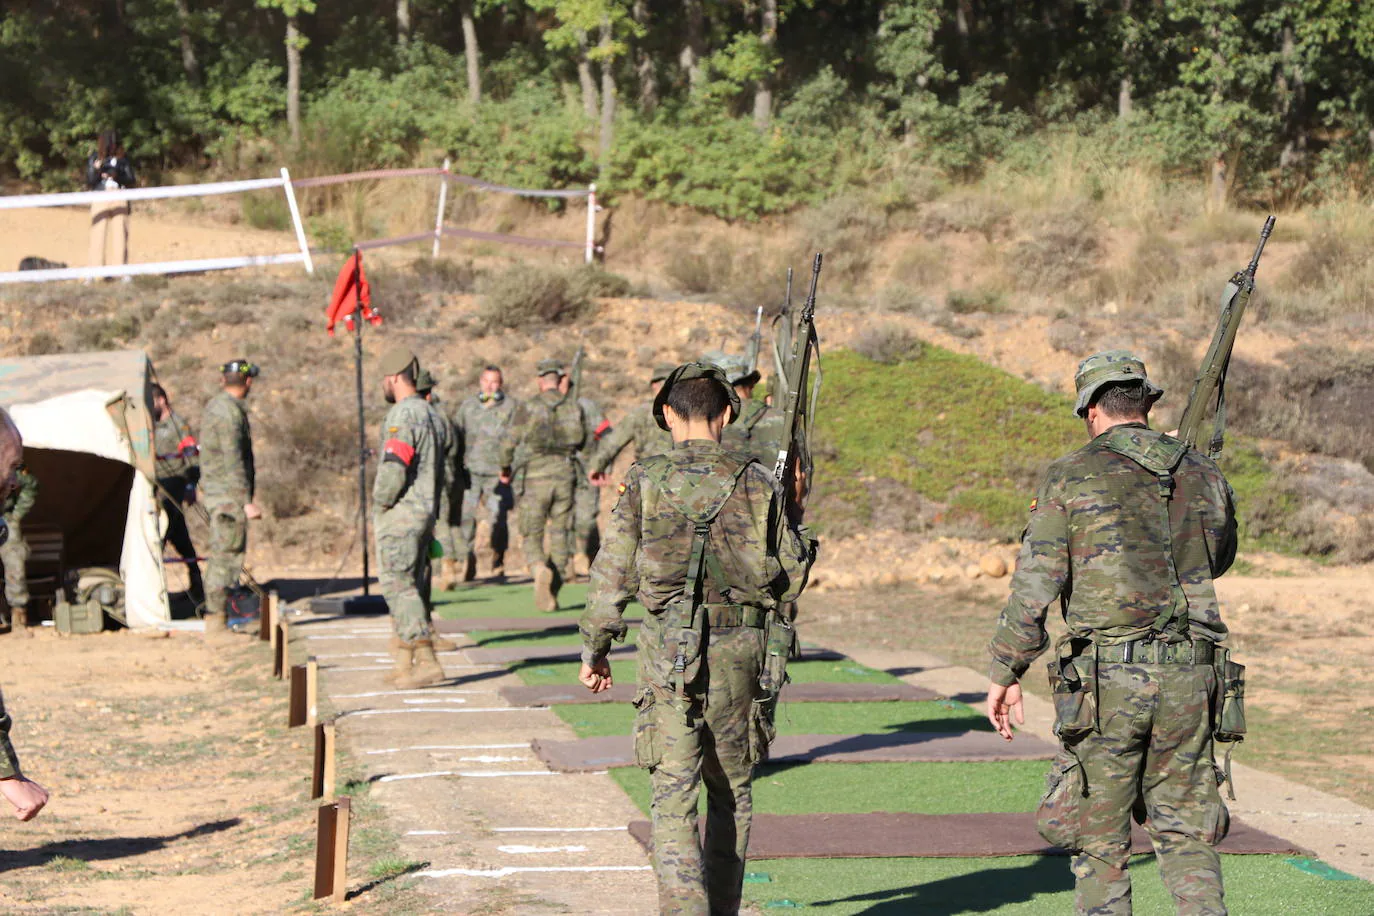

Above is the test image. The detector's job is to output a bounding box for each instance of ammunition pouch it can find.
[748,696,777,765]
[1211,645,1246,800]
[1047,645,1098,740]
[632,686,663,769]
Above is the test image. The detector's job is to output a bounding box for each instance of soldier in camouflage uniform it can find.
[0,467,37,633]
[986,351,1238,916]
[199,359,260,638]
[588,363,675,483]
[579,363,817,916]
[499,358,593,612]
[414,369,460,653]
[709,355,784,467]
[452,365,517,582]
[374,348,450,688]
[566,372,611,577]
[152,384,204,607]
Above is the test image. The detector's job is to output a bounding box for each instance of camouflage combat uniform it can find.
[581,439,816,916]
[453,392,517,565]
[154,410,203,604]
[199,391,254,621]
[722,398,783,468]
[590,405,673,475]
[1,469,38,624]
[988,421,1237,916]
[499,388,589,579]
[373,394,449,642]
[423,391,461,563]
[571,395,609,563]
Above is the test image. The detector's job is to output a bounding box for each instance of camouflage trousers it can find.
[571,472,599,558]
[1039,663,1228,916]
[517,472,573,573]
[636,621,767,916]
[375,517,433,643]
[205,503,246,619]
[158,477,203,604]
[0,517,28,611]
[457,473,511,559]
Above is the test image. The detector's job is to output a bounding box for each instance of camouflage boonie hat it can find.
[702,352,760,388]
[536,358,566,378]
[1073,349,1164,417]
[415,368,437,393]
[379,346,418,378]
[651,363,675,384]
[652,362,741,431]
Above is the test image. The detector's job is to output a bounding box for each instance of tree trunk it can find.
[1117,0,1132,119]
[632,0,657,112]
[459,0,481,102]
[598,19,617,173]
[1278,23,1307,170]
[752,0,778,131]
[286,15,302,146]
[577,31,599,119]
[1210,154,1227,211]
[173,0,201,84]
[680,0,704,96]
[397,0,410,46]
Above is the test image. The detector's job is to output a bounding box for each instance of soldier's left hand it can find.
[579,660,613,693]
[244,503,263,520]
[986,681,1024,741]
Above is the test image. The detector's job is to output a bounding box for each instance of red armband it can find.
[178,435,199,456]
[594,419,612,441]
[383,438,415,467]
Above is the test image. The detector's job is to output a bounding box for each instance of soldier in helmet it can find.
[986,350,1239,916]
[499,358,594,611]
[199,358,261,640]
[587,363,675,487]
[0,465,37,634]
[563,367,610,578]
[579,362,816,915]
[374,348,451,688]
[414,368,460,653]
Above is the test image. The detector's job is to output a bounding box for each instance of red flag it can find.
[325,251,382,336]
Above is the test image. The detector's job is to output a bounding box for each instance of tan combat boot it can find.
[533,564,558,612]
[382,637,412,686]
[203,613,234,643]
[400,640,446,688]
[430,628,458,652]
[572,552,592,577]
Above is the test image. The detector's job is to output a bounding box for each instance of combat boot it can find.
[10,604,31,639]
[430,628,458,652]
[400,640,446,688]
[572,552,592,577]
[462,552,477,583]
[533,564,559,612]
[382,637,412,686]
[438,558,461,592]
[203,613,234,642]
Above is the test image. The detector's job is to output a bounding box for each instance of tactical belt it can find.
[704,604,767,629]
[1097,638,1215,665]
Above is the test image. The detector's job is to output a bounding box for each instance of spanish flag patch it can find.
[617,483,627,495]
[1029,497,1038,512]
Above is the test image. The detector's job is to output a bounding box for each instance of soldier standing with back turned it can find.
[986,351,1238,916]
[199,359,261,639]
[152,383,204,608]
[579,363,816,915]
[0,466,37,634]
[714,355,783,467]
[414,368,459,653]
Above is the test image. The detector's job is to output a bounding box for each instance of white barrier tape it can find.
[419,865,651,879]
[0,176,286,210]
[0,251,306,285]
[444,174,590,199]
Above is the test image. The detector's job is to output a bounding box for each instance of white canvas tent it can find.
[0,349,170,628]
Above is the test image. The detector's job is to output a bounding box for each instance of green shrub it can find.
[665,237,734,294]
[479,264,590,328]
[946,287,1007,314]
[241,191,291,232]
[568,266,632,300]
[26,331,61,355]
[852,326,925,365]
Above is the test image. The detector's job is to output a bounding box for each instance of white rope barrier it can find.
[0,252,307,285]
[0,176,287,210]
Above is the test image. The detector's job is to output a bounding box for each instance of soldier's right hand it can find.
[588,471,607,486]
[0,776,49,821]
[244,503,263,520]
[986,681,1024,741]
[579,660,614,693]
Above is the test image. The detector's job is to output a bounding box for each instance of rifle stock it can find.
[1176,216,1275,457]
[773,255,823,517]
[745,306,764,374]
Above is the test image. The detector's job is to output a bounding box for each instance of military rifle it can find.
[566,346,585,404]
[744,307,764,374]
[1175,215,1275,458]
[772,255,822,502]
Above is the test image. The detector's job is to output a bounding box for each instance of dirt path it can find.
[295,607,659,914]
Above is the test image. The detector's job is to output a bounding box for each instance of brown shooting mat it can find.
[533,731,1056,772]
[464,644,637,665]
[626,813,1308,859]
[501,681,939,707]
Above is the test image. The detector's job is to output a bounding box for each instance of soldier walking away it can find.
[199,359,261,641]
[0,408,50,820]
[578,363,816,915]
[374,348,450,689]
[0,466,37,635]
[711,354,784,466]
[565,369,610,577]
[986,350,1239,916]
[499,358,595,611]
[414,368,459,653]
[588,362,675,484]
[152,384,204,608]
[86,129,136,269]
[451,365,517,585]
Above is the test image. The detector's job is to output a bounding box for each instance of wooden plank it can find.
[260,590,276,642]
[289,664,308,728]
[314,801,338,900]
[332,797,351,904]
[306,658,319,728]
[311,722,326,800]
[322,722,336,801]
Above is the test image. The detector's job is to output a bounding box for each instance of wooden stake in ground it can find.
[314,795,351,903]
[274,614,290,680]
[260,590,276,642]
[306,657,319,727]
[289,664,308,727]
[311,719,336,801]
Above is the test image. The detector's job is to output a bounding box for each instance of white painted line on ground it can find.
[377,770,563,783]
[306,634,391,640]
[401,697,469,705]
[333,689,488,699]
[497,845,589,855]
[490,826,629,833]
[342,707,542,718]
[313,652,389,659]
[366,744,528,755]
[325,665,399,672]
[455,755,529,763]
[419,865,652,879]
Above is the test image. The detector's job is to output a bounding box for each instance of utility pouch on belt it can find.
[1211,645,1246,799]
[759,614,796,698]
[1047,640,1097,740]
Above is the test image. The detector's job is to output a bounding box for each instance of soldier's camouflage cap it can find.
[652,362,741,431]
[415,368,437,393]
[536,358,566,378]
[379,346,419,378]
[702,352,760,387]
[651,364,676,384]
[1073,349,1164,417]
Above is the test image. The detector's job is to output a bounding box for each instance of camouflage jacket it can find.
[199,392,254,508]
[453,393,517,477]
[580,440,817,663]
[373,395,449,527]
[498,389,591,481]
[428,394,462,516]
[987,423,1237,687]
[154,411,199,481]
[723,397,784,467]
[0,689,18,778]
[576,396,608,477]
[2,468,37,521]
[590,405,672,475]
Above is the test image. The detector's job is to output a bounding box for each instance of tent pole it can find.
[353,248,370,597]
